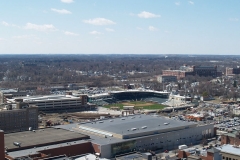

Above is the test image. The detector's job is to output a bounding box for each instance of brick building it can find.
[221,131,240,146]
[0,106,38,133]
[226,67,240,76]
[0,130,4,160]
[162,65,221,80]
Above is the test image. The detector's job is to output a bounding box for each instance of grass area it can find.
[127,101,147,105]
[103,101,167,110]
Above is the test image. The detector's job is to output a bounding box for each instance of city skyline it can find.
[0,0,240,54]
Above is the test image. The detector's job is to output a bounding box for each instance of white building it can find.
[157,75,177,83]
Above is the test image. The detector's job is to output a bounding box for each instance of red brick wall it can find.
[221,135,240,145]
[205,152,214,160]
[178,150,190,158]
[92,143,100,153]
[0,130,4,160]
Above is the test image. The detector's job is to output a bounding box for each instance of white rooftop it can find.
[217,144,240,156]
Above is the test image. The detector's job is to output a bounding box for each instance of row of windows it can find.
[223,156,238,160]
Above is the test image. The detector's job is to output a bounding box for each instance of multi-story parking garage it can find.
[5,94,92,113]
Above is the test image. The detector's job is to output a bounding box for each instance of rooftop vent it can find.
[131,117,135,119]
[131,128,137,131]
[110,120,113,122]
[121,118,125,120]
[141,126,147,129]
[164,123,169,125]
[99,121,104,123]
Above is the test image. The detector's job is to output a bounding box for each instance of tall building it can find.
[0,106,38,133]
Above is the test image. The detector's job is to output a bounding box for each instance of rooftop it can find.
[7,94,81,103]
[7,140,89,158]
[5,127,89,151]
[217,144,240,156]
[79,115,197,139]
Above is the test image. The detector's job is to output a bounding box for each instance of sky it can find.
[0,0,240,54]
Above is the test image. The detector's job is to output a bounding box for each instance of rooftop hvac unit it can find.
[99,121,104,123]
[121,118,125,120]
[141,126,147,129]
[164,123,169,125]
[131,128,137,131]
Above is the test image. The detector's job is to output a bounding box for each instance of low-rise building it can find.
[185,113,205,121]
[233,108,240,115]
[0,88,27,104]
[221,131,240,146]
[217,144,240,160]
[157,75,177,83]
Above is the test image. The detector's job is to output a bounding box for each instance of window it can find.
[223,156,225,159]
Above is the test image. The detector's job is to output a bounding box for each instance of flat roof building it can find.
[5,127,90,159]
[71,115,214,158]
[217,144,240,160]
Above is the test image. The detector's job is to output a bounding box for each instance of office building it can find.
[0,106,38,133]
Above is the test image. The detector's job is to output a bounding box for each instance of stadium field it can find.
[103,101,167,110]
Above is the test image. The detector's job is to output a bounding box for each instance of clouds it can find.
[61,0,74,3]
[175,2,180,6]
[105,28,115,32]
[138,11,161,18]
[64,31,79,36]
[189,1,194,5]
[229,18,239,22]
[90,31,103,35]
[1,21,20,28]
[83,18,116,25]
[51,8,72,14]
[24,23,56,31]
[2,21,9,26]
[148,26,158,31]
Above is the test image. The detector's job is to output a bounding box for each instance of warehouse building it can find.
[73,115,214,158]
